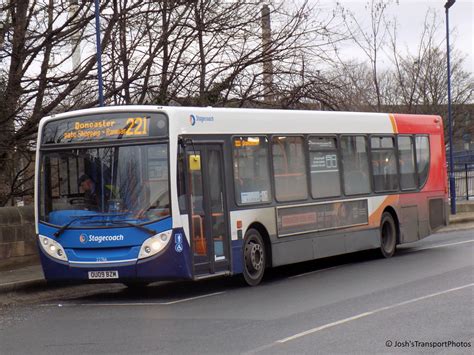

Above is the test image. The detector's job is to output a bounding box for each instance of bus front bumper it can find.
[38,233,193,283]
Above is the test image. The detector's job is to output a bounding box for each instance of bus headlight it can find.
[138,230,172,259]
[39,235,68,262]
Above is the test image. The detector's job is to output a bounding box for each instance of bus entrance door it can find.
[187,144,230,277]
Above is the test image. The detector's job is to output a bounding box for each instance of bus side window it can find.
[415,135,430,188]
[308,136,341,198]
[398,136,417,190]
[370,136,398,192]
[271,136,308,202]
[232,136,272,205]
[341,136,371,195]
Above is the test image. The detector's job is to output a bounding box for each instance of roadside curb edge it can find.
[0,279,46,294]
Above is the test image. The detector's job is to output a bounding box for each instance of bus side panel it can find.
[272,237,315,267]
[269,227,380,267]
[344,228,380,253]
[419,132,448,238]
[234,199,382,268]
[399,202,420,244]
[229,208,276,274]
[395,114,448,241]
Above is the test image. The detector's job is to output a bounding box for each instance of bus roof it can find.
[39,105,443,136]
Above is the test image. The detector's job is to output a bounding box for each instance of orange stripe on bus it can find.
[389,114,398,133]
[368,195,399,227]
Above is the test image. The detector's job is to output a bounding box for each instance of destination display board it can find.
[41,112,168,145]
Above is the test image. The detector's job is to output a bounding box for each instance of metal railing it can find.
[450,151,474,201]
[452,163,474,200]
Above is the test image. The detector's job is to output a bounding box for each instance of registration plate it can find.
[88,270,119,279]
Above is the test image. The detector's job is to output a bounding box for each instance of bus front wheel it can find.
[242,229,266,286]
[379,212,397,258]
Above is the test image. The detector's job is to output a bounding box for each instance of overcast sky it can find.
[318,0,473,72]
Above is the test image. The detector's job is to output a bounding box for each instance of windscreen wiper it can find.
[83,219,157,236]
[108,220,156,236]
[53,213,129,238]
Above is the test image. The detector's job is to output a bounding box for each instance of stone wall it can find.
[0,206,37,260]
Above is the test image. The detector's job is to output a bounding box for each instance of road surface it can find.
[1,229,473,354]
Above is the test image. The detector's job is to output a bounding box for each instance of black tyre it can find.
[379,212,397,258]
[242,229,266,286]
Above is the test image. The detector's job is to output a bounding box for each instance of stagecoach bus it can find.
[35,106,448,286]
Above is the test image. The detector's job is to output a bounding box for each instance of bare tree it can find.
[328,2,472,139]
[388,9,473,143]
[0,0,353,205]
[0,0,113,205]
[336,0,397,111]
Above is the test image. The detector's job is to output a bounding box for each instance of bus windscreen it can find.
[39,143,170,227]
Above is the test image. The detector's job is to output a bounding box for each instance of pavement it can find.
[1,201,473,296]
[0,255,45,293]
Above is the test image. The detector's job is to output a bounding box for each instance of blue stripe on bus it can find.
[38,220,194,281]
[38,217,172,249]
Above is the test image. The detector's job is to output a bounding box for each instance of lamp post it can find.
[94,0,104,107]
[445,0,456,214]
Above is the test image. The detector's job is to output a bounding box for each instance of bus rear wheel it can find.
[379,212,397,258]
[242,229,266,286]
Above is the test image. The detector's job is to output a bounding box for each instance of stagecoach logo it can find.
[189,114,214,126]
[79,233,125,244]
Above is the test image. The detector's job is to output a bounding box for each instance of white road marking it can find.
[288,266,343,279]
[275,283,474,344]
[40,291,226,307]
[277,312,374,343]
[412,239,474,251]
[161,291,226,305]
[288,240,474,280]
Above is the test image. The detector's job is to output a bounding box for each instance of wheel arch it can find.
[246,222,272,268]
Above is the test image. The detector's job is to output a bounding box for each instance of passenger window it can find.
[341,136,371,195]
[416,135,430,188]
[371,136,398,192]
[308,137,341,198]
[233,136,272,204]
[397,136,417,190]
[371,136,394,149]
[272,136,308,201]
